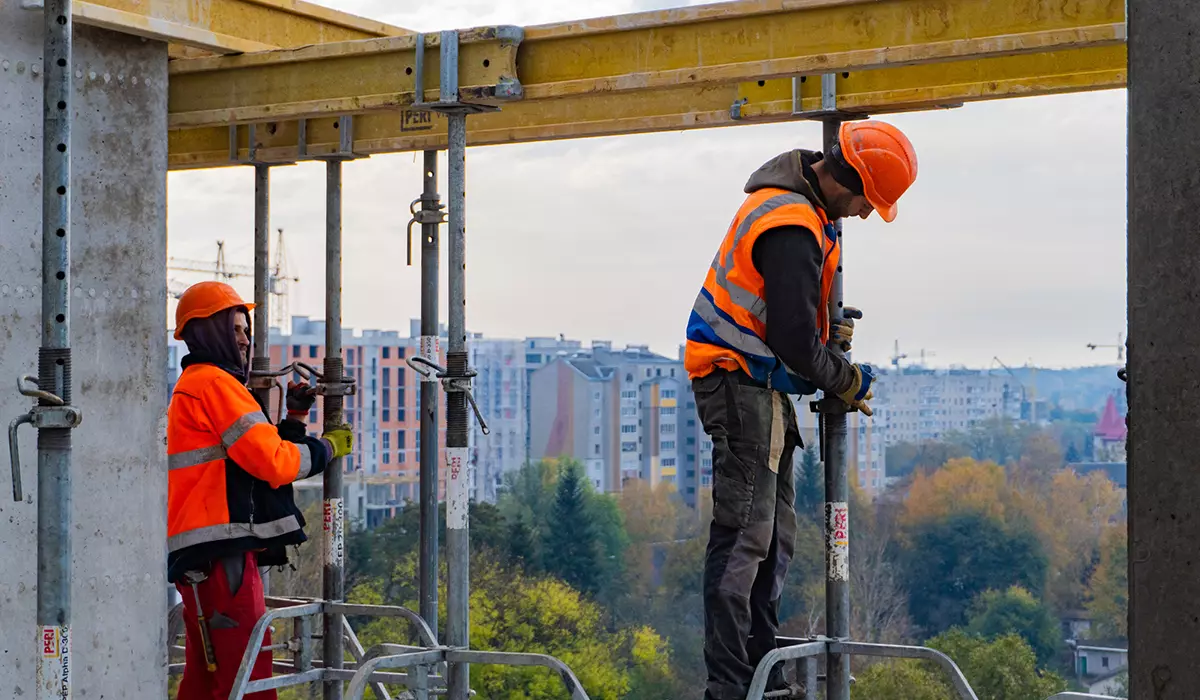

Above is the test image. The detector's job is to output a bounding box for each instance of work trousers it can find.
[176,551,277,700]
[695,370,801,700]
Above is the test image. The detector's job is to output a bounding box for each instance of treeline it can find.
[261,425,1127,699]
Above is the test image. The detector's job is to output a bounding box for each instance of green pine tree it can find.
[543,461,603,594]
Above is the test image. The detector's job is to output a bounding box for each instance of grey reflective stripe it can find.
[692,292,773,358]
[721,191,815,271]
[221,411,269,450]
[711,261,768,323]
[711,192,816,323]
[295,444,313,480]
[168,445,227,471]
[167,515,302,553]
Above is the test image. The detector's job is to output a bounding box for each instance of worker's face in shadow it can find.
[826,188,874,221]
[233,311,251,366]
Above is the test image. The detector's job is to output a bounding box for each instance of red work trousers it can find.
[175,552,277,700]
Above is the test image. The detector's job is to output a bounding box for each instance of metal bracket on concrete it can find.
[7,375,83,502]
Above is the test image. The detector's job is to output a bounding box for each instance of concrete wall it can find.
[0,9,168,698]
[1128,0,1200,695]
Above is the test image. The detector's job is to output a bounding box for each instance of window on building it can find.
[309,409,318,424]
[661,407,676,416]
[398,388,406,408]
[383,347,390,359]
[656,368,662,376]
[625,373,633,383]
[661,424,676,434]
[1102,656,1110,669]
[594,391,601,400]
[383,368,391,385]
[382,389,390,418]
[292,345,301,357]
[398,430,407,449]
[398,368,406,387]
[398,409,406,422]
[645,369,651,377]
[621,425,637,434]
[594,426,600,435]
[594,444,600,455]
[383,433,391,449]
[662,458,675,467]
[399,452,406,463]
[309,345,318,358]
[383,453,390,465]
[661,441,675,450]
[622,441,637,452]
[662,389,676,399]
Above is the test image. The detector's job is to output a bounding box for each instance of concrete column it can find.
[1128,2,1200,697]
[0,11,169,697]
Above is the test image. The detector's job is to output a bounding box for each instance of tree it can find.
[886,440,968,479]
[965,587,1061,666]
[851,484,913,644]
[796,445,824,520]
[1040,470,1125,611]
[351,553,676,700]
[929,629,1067,700]
[901,511,1048,635]
[900,458,1019,528]
[544,461,604,594]
[853,659,952,700]
[1086,523,1128,639]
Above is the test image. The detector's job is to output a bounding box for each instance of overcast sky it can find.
[165,0,1128,370]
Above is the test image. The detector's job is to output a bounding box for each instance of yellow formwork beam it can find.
[167,45,1126,170]
[166,0,1125,128]
[169,27,523,128]
[74,0,409,55]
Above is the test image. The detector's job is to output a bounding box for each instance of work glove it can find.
[837,363,876,416]
[322,424,354,460]
[286,381,317,420]
[830,306,862,352]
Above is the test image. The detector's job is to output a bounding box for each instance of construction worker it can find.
[167,281,354,699]
[684,120,917,699]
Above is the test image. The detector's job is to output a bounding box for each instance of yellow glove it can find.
[322,424,354,459]
[836,363,876,416]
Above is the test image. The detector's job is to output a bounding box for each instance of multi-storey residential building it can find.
[469,337,527,502]
[873,367,1022,445]
[529,342,694,494]
[522,335,585,464]
[267,316,443,528]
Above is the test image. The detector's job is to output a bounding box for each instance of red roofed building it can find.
[1094,394,1127,463]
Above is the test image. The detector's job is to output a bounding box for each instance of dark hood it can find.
[744,149,829,213]
[181,307,249,384]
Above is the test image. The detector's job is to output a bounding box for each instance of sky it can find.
[165,0,1128,371]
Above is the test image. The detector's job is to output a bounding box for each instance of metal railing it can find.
[168,596,591,700]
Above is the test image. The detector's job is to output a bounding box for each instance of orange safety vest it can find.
[684,187,840,394]
[167,360,325,583]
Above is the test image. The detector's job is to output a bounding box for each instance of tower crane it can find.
[168,232,299,331]
[1087,332,1126,362]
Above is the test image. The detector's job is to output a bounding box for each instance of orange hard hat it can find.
[174,281,254,340]
[838,120,918,223]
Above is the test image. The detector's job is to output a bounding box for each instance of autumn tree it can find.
[1039,470,1125,611]
[1086,523,1128,639]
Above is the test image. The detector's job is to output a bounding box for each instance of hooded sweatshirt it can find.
[745,149,857,396]
[180,307,250,384]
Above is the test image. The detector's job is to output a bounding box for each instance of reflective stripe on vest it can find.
[685,187,839,393]
[167,514,303,553]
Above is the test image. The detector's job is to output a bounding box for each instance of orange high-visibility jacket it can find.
[167,359,329,583]
[684,187,840,395]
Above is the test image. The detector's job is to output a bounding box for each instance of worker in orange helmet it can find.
[684,120,917,700]
[167,281,353,699]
